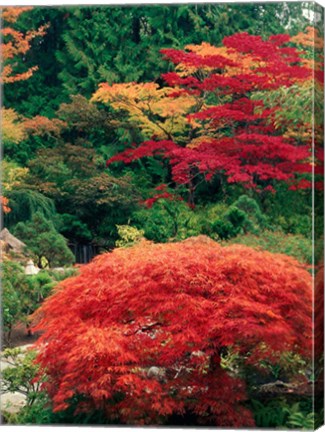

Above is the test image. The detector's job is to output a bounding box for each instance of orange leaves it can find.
[1,7,33,23]
[33,237,311,425]
[1,7,48,83]
[23,116,66,137]
[182,42,262,77]
[291,26,324,49]
[2,109,65,147]
[290,26,323,83]
[1,196,11,214]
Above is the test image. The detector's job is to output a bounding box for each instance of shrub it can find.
[2,261,59,344]
[33,237,311,426]
[212,196,269,240]
[1,348,51,425]
[227,231,312,264]
[251,398,314,429]
[232,195,269,232]
[133,199,201,243]
[115,225,144,247]
[13,212,75,268]
[213,206,247,240]
[2,262,24,341]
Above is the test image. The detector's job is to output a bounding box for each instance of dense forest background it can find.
[2,2,321,265]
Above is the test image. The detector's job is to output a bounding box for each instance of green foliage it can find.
[1,348,52,425]
[252,84,313,133]
[1,348,44,406]
[2,262,24,338]
[251,398,315,429]
[286,405,315,429]
[2,262,56,343]
[4,188,56,228]
[55,213,92,242]
[133,197,272,244]
[232,195,269,232]
[48,267,78,282]
[4,3,311,117]
[3,392,52,425]
[227,231,312,264]
[213,207,247,240]
[212,196,268,240]
[13,212,75,268]
[6,398,114,425]
[23,144,140,246]
[261,184,312,237]
[251,398,288,428]
[133,199,201,243]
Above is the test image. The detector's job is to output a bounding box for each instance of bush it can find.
[1,347,51,425]
[115,225,144,247]
[251,398,315,429]
[2,262,24,341]
[133,199,202,243]
[227,231,312,264]
[33,237,311,426]
[212,196,269,240]
[2,261,60,344]
[13,212,75,268]
[232,195,269,232]
[213,206,247,240]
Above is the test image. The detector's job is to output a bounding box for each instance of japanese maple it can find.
[33,237,312,426]
[93,31,316,200]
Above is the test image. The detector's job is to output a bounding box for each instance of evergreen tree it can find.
[3,7,67,117]
[55,3,311,97]
[3,3,311,114]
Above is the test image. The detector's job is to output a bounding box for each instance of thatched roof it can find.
[0,228,26,253]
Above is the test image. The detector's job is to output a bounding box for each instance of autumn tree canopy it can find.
[34,237,312,426]
[93,31,316,204]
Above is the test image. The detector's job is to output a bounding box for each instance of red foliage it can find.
[106,32,313,195]
[33,238,312,426]
[142,185,184,208]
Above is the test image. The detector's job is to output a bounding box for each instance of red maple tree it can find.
[99,32,314,203]
[33,237,312,426]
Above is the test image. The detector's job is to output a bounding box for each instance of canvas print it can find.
[1,1,324,429]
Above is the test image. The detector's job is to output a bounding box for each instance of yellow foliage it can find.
[187,135,216,149]
[2,160,29,191]
[115,225,145,247]
[92,82,196,139]
[2,108,26,145]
